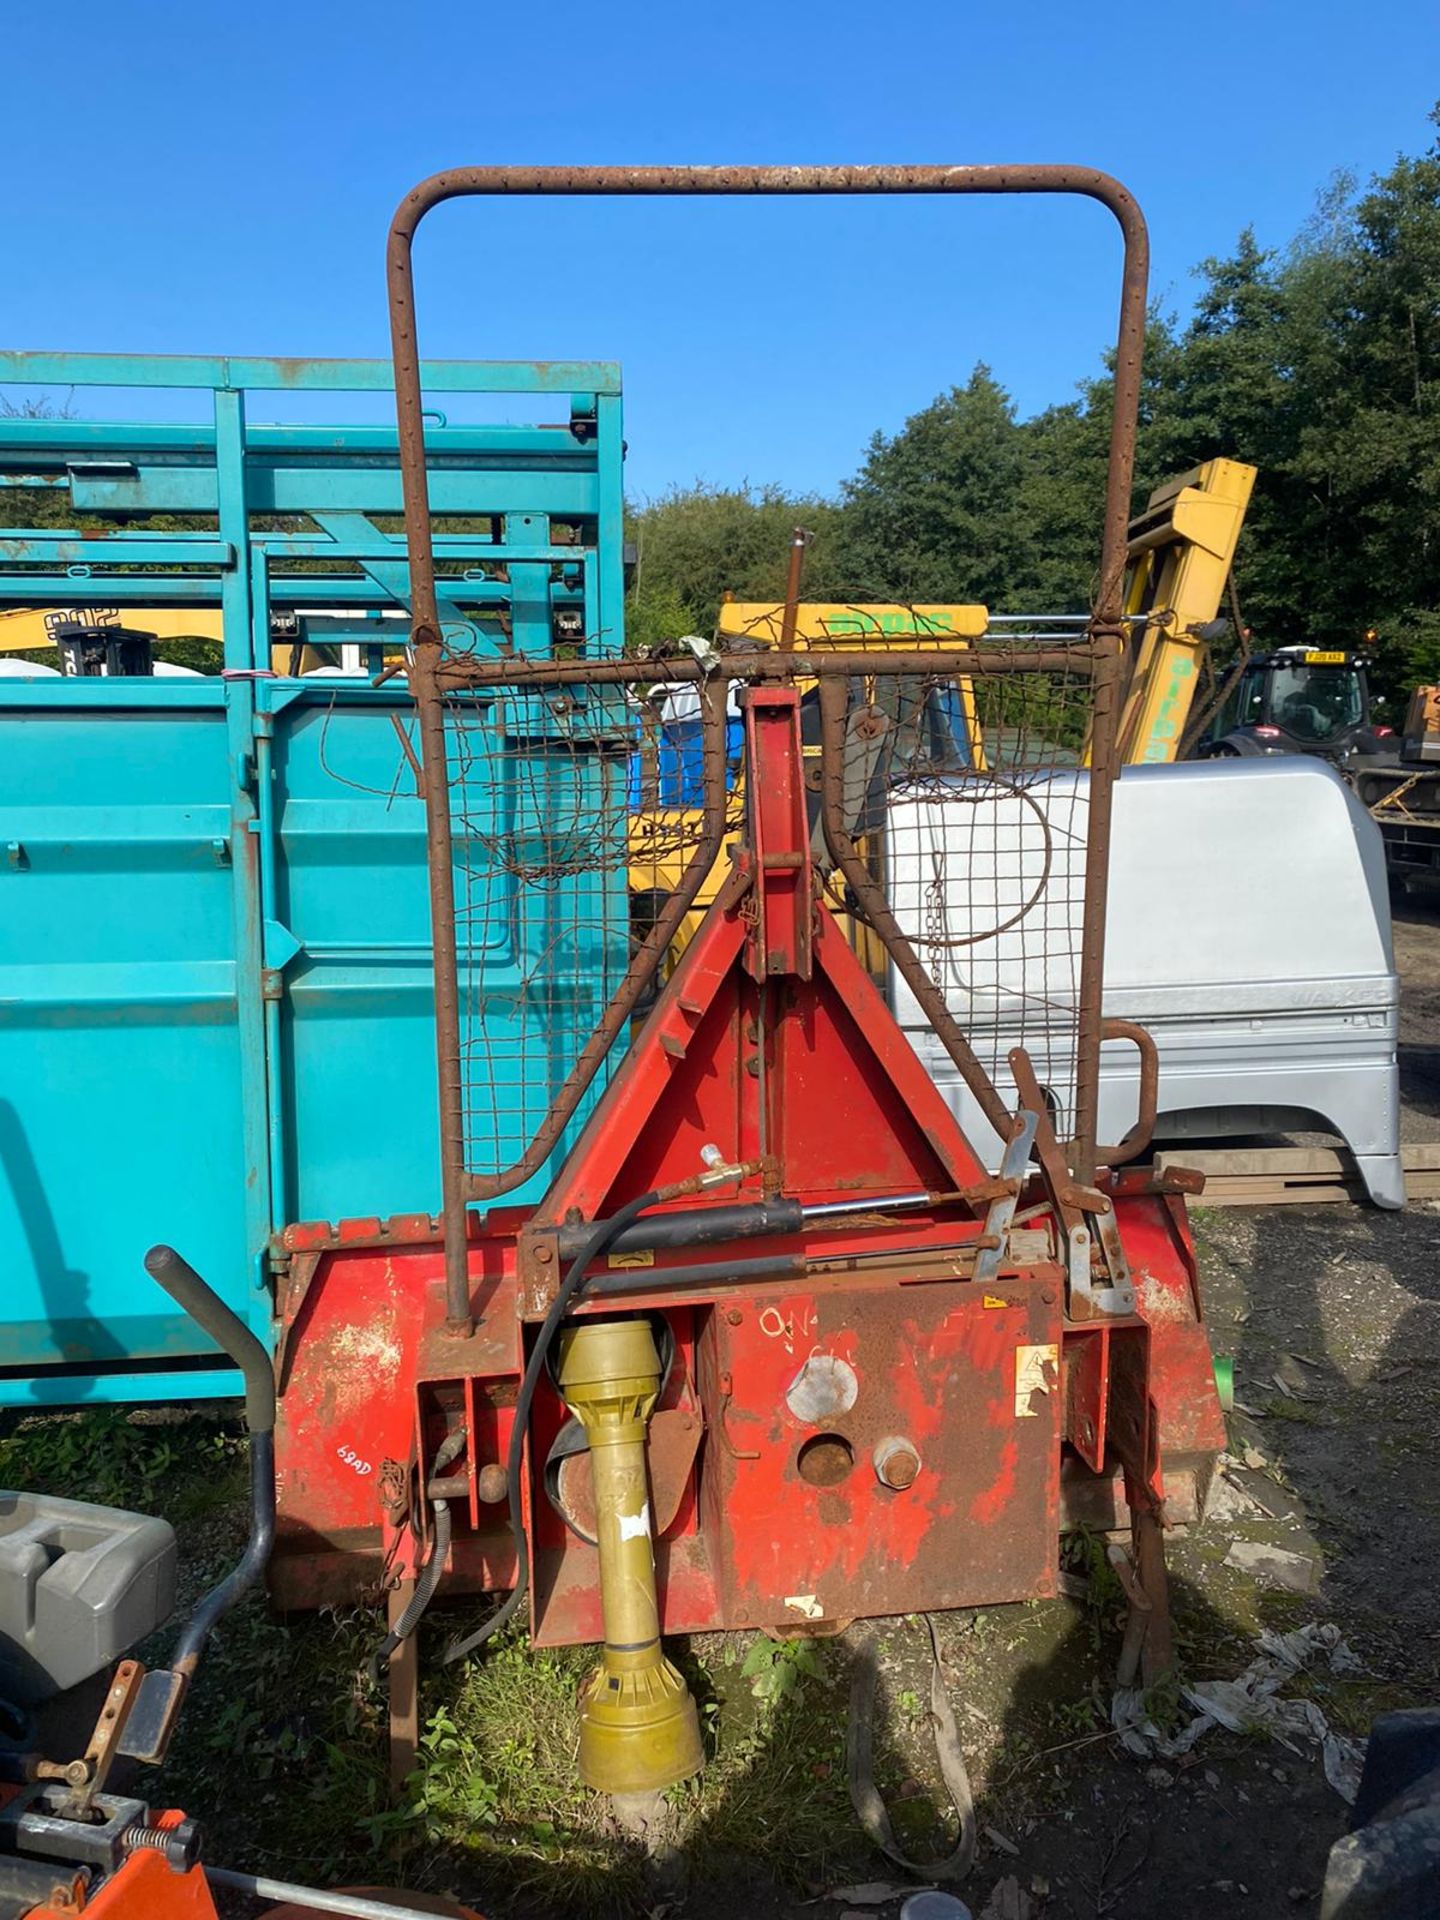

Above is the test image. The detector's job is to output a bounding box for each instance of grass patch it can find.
[395,1633,652,1914]
[1263,1396,1325,1426]
[0,1406,246,1515]
[392,1624,860,1910]
[2,1407,872,1913]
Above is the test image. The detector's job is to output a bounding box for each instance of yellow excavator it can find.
[0,605,344,673]
[0,605,227,671]
[0,606,225,652]
[1104,455,1257,764]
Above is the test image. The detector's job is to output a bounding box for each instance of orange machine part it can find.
[80,1840,218,1918]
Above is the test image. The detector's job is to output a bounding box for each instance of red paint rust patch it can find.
[970,1437,1019,1525]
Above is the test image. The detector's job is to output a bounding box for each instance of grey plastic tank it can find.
[0,1491,177,1703]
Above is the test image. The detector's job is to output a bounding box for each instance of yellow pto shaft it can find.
[556,1317,704,1795]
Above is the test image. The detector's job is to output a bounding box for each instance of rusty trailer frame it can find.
[384,165,1149,1336]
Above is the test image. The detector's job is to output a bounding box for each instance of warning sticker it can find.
[607,1249,655,1270]
[1015,1342,1059,1418]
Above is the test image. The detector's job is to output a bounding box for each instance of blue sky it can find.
[6,0,1437,499]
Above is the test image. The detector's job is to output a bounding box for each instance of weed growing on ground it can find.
[1264,1396,1325,1425]
[738,1634,825,1704]
[0,1407,244,1515]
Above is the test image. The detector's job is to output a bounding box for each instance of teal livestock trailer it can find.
[0,353,628,1406]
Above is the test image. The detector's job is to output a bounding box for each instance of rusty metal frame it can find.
[431,645,1105,690]
[386,164,1149,1333]
[1095,1017,1159,1164]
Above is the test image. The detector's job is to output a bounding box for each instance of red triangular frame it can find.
[536,879,989,1225]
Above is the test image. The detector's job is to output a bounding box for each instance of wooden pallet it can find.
[1150,1143,1440,1207]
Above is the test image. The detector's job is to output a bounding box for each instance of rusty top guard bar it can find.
[386,165,1148,1334]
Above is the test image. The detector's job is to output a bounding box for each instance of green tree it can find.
[624,482,841,645]
[624,577,697,654]
[1006,314,1188,615]
[1138,115,1440,704]
[834,366,1030,605]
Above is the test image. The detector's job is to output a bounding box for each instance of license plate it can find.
[1304,650,1347,664]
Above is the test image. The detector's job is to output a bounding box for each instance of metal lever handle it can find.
[1094,1018,1159,1166]
[119,1249,278,1766]
[143,1244,275,1434]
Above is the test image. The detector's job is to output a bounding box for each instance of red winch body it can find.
[268,689,1224,1650]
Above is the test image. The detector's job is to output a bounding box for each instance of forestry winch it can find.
[253,165,1226,1799]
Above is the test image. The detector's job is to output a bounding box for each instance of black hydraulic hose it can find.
[368,1425,467,1677]
[553,1197,804,1261]
[370,1497,452,1680]
[583,1249,808,1297]
[550,1188,950,1262]
[442,1187,662,1666]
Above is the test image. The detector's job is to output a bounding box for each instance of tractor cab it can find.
[1201,645,1383,764]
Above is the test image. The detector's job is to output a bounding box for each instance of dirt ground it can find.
[792,893,1440,1920]
[6,913,1437,1920]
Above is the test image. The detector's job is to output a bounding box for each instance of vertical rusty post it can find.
[778,526,811,650]
[1072,210,1149,1187]
[387,196,473,1335]
[387,1578,420,1790]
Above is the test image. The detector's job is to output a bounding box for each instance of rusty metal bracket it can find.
[1086,1203,1137,1317]
[1108,1328,1173,1686]
[36,1659,145,1821]
[1010,1045,1134,1317]
[1009,1047,1083,1236]
[974,1109,1039,1287]
[717,1371,760,1461]
[1109,1162,1207,1199]
[272,1247,324,1393]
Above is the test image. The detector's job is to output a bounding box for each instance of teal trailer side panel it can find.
[0,352,629,1407]
[0,698,252,1394]
[270,690,442,1229]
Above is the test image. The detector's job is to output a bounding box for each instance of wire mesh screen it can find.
[626,688,746,962]
[443,680,638,1190]
[434,631,1104,1197]
[868,645,1099,1151]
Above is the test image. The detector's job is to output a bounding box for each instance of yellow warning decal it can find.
[1015,1343,1060,1418]
[983,1294,1009,1309]
[607,1249,655,1270]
